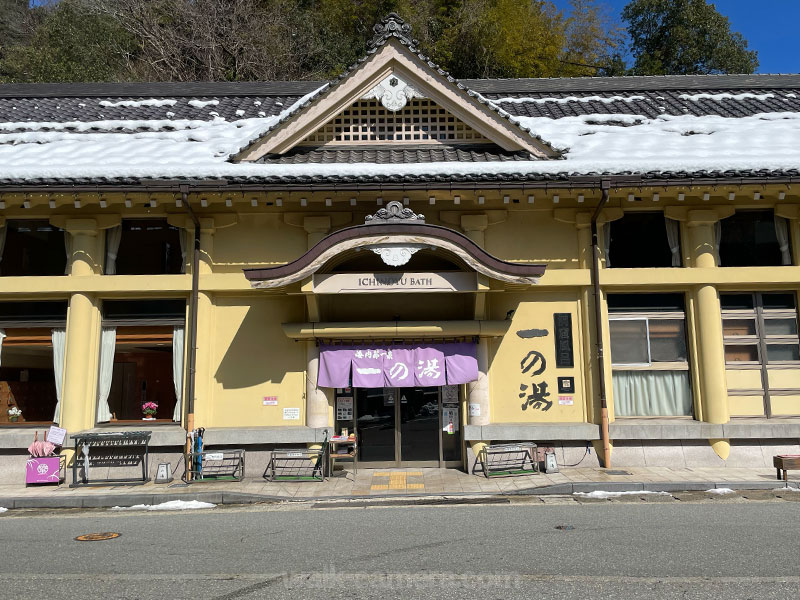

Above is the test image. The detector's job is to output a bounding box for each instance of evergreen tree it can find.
[622,0,758,75]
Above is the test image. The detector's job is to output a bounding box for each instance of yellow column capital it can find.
[685,207,735,227]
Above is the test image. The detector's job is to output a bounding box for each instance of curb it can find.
[1,480,797,510]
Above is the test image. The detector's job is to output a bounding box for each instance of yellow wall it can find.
[488,291,586,423]
[1,186,799,435]
[206,295,306,427]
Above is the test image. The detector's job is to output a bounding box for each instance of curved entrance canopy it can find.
[243,202,546,288]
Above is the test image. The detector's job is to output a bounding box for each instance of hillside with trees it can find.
[0,0,756,83]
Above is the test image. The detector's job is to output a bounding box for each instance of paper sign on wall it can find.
[442,408,459,433]
[558,396,574,406]
[442,385,459,405]
[336,397,353,421]
[263,396,278,406]
[469,403,481,417]
[283,407,301,420]
[47,426,67,446]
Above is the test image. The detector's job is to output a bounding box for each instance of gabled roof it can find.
[0,14,799,186]
[233,14,560,161]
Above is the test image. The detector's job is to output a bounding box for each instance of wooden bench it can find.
[773,455,800,481]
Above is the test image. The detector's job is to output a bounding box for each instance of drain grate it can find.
[555,525,575,531]
[605,470,631,475]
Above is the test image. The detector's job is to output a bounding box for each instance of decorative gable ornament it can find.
[365,201,425,224]
[369,244,426,266]
[368,13,419,51]
[363,75,424,112]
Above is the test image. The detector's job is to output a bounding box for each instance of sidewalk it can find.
[2,466,797,510]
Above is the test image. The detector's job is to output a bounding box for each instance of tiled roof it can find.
[0,85,797,125]
[259,145,534,164]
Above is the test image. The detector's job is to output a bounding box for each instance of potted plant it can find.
[8,406,22,423]
[142,401,158,420]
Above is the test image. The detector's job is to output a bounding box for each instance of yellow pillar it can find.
[59,220,102,434]
[460,214,488,247]
[688,210,729,458]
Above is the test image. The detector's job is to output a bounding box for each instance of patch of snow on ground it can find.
[574,490,671,498]
[678,92,774,102]
[100,99,178,108]
[0,507,7,513]
[188,99,219,108]
[706,488,736,494]
[494,95,646,104]
[112,500,216,511]
[774,486,800,491]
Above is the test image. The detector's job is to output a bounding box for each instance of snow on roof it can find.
[678,92,775,102]
[0,85,799,183]
[493,95,646,104]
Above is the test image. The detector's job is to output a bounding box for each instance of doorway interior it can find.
[335,386,462,468]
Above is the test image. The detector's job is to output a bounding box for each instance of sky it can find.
[553,0,800,74]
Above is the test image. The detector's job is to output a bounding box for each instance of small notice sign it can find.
[336,397,353,421]
[263,396,278,406]
[469,403,481,417]
[205,452,224,461]
[47,426,67,446]
[558,396,574,406]
[283,407,301,420]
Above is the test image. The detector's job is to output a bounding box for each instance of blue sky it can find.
[553,1,800,73]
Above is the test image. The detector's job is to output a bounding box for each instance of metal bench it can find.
[187,448,245,482]
[71,431,151,487]
[264,441,328,482]
[476,442,539,478]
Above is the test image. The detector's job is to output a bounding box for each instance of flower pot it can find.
[10,416,18,423]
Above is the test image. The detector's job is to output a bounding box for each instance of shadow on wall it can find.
[214,298,305,390]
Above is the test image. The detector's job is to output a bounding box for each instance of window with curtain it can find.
[607,212,678,268]
[718,210,790,267]
[0,220,66,277]
[0,328,60,424]
[111,219,183,275]
[98,299,186,423]
[608,293,693,417]
[721,292,800,417]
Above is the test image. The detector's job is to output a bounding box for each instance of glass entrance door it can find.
[399,387,440,464]
[354,386,462,467]
[355,388,396,464]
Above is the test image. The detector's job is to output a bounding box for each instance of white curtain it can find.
[774,215,791,266]
[95,327,117,422]
[64,232,73,275]
[602,222,612,267]
[714,220,722,266]
[0,329,5,368]
[613,370,693,417]
[665,218,682,267]
[51,328,66,423]
[172,325,185,422]
[179,229,188,274]
[104,225,123,275]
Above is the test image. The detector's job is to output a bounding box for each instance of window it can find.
[0,220,66,276]
[606,213,680,268]
[97,300,186,423]
[109,220,184,275]
[719,210,791,267]
[608,294,693,417]
[0,302,68,425]
[722,292,800,416]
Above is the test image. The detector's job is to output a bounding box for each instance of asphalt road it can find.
[2,497,799,599]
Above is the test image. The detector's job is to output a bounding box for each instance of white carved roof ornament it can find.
[363,75,424,111]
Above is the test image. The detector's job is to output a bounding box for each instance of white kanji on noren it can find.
[389,362,409,380]
[417,358,441,378]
